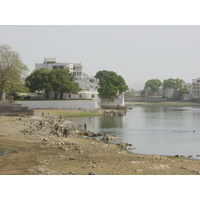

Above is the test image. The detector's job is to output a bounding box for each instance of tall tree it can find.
[95,70,128,102]
[144,79,162,94]
[0,44,28,100]
[25,68,52,98]
[163,78,184,90]
[26,68,80,99]
[163,78,188,99]
[48,69,79,99]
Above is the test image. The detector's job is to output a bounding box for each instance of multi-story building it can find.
[34,58,100,101]
[35,58,81,79]
[191,78,200,99]
[20,58,125,109]
[35,58,99,91]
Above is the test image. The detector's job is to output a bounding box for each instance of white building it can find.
[35,58,99,91]
[35,58,101,107]
[20,58,125,110]
[190,78,200,99]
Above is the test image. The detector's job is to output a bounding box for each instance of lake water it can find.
[67,104,200,160]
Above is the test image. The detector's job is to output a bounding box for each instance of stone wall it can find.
[100,93,125,109]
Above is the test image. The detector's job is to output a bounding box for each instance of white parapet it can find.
[16,99,101,110]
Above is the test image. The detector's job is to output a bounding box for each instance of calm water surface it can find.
[68,105,200,160]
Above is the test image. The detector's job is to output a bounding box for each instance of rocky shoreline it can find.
[1,111,200,175]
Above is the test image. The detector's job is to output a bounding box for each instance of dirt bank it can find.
[0,111,200,175]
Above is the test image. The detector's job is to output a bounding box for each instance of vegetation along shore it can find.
[1,108,200,175]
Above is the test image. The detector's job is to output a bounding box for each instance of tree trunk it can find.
[60,91,63,99]
[54,91,59,99]
[0,89,5,100]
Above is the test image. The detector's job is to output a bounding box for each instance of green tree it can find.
[6,81,29,100]
[49,69,79,99]
[25,68,52,98]
[144,79,162,94]
[26,68,80,99]
[0,44,28,100]
[163,78,188,99]
[179,87,189,97]
[95,70,128,102]
[163,78,184,90]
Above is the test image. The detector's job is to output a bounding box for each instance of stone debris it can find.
[58,146,68,151]
[178,166,200,174]
[131,161,147,164]
[149,164,170,170]
[28,166,68,175]
[103,110,127,116]
[102,136,118,140]
[117,143,133,147]
[174,155,185,157]
[128,147,136,150]
[69,171,76,175]
[88,172,98,175]
[135,169,143,172]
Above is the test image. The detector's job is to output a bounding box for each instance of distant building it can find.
[190,78,200,99]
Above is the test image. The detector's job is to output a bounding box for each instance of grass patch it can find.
[34,109,104,117]
[16,98,93,101]
[57,112,103,117]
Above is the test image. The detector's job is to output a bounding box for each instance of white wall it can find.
[16,100,101,110]
[101,93,124,108]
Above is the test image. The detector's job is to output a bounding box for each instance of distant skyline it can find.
[1,25,200,90]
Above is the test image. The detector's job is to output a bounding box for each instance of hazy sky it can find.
[0,25,200,90]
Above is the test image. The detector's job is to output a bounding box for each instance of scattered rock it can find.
[102,136,118,140]
[131,161,147,164]
[149,165,170,170]
[174,155,185,157]
[128,147,136,150]
[58,147,67,151]
[135,169,143,172]
[69,171,76,175]
[88,172,98,175]
[74,146,82,151]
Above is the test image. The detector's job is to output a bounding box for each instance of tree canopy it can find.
[163,78,184,90]
[25,68,52,98]
[25,68,79,99]
[144,79,162,94]
[95,70,128,102]
[0,44,28,100]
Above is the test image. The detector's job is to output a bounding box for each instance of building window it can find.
[92,94,95,98]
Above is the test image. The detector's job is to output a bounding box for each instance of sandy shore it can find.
[0,109,200,175]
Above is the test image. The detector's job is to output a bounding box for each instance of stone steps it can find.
[0,101,34,115]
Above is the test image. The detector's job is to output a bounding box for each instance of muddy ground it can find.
[0,109,200,175]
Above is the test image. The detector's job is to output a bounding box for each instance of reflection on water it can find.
[68,105,200,160]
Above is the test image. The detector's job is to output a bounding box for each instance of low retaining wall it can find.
[16,100,100,110]
[101,96,124,109]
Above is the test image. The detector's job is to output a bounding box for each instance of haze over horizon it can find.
[0,25,200,90]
